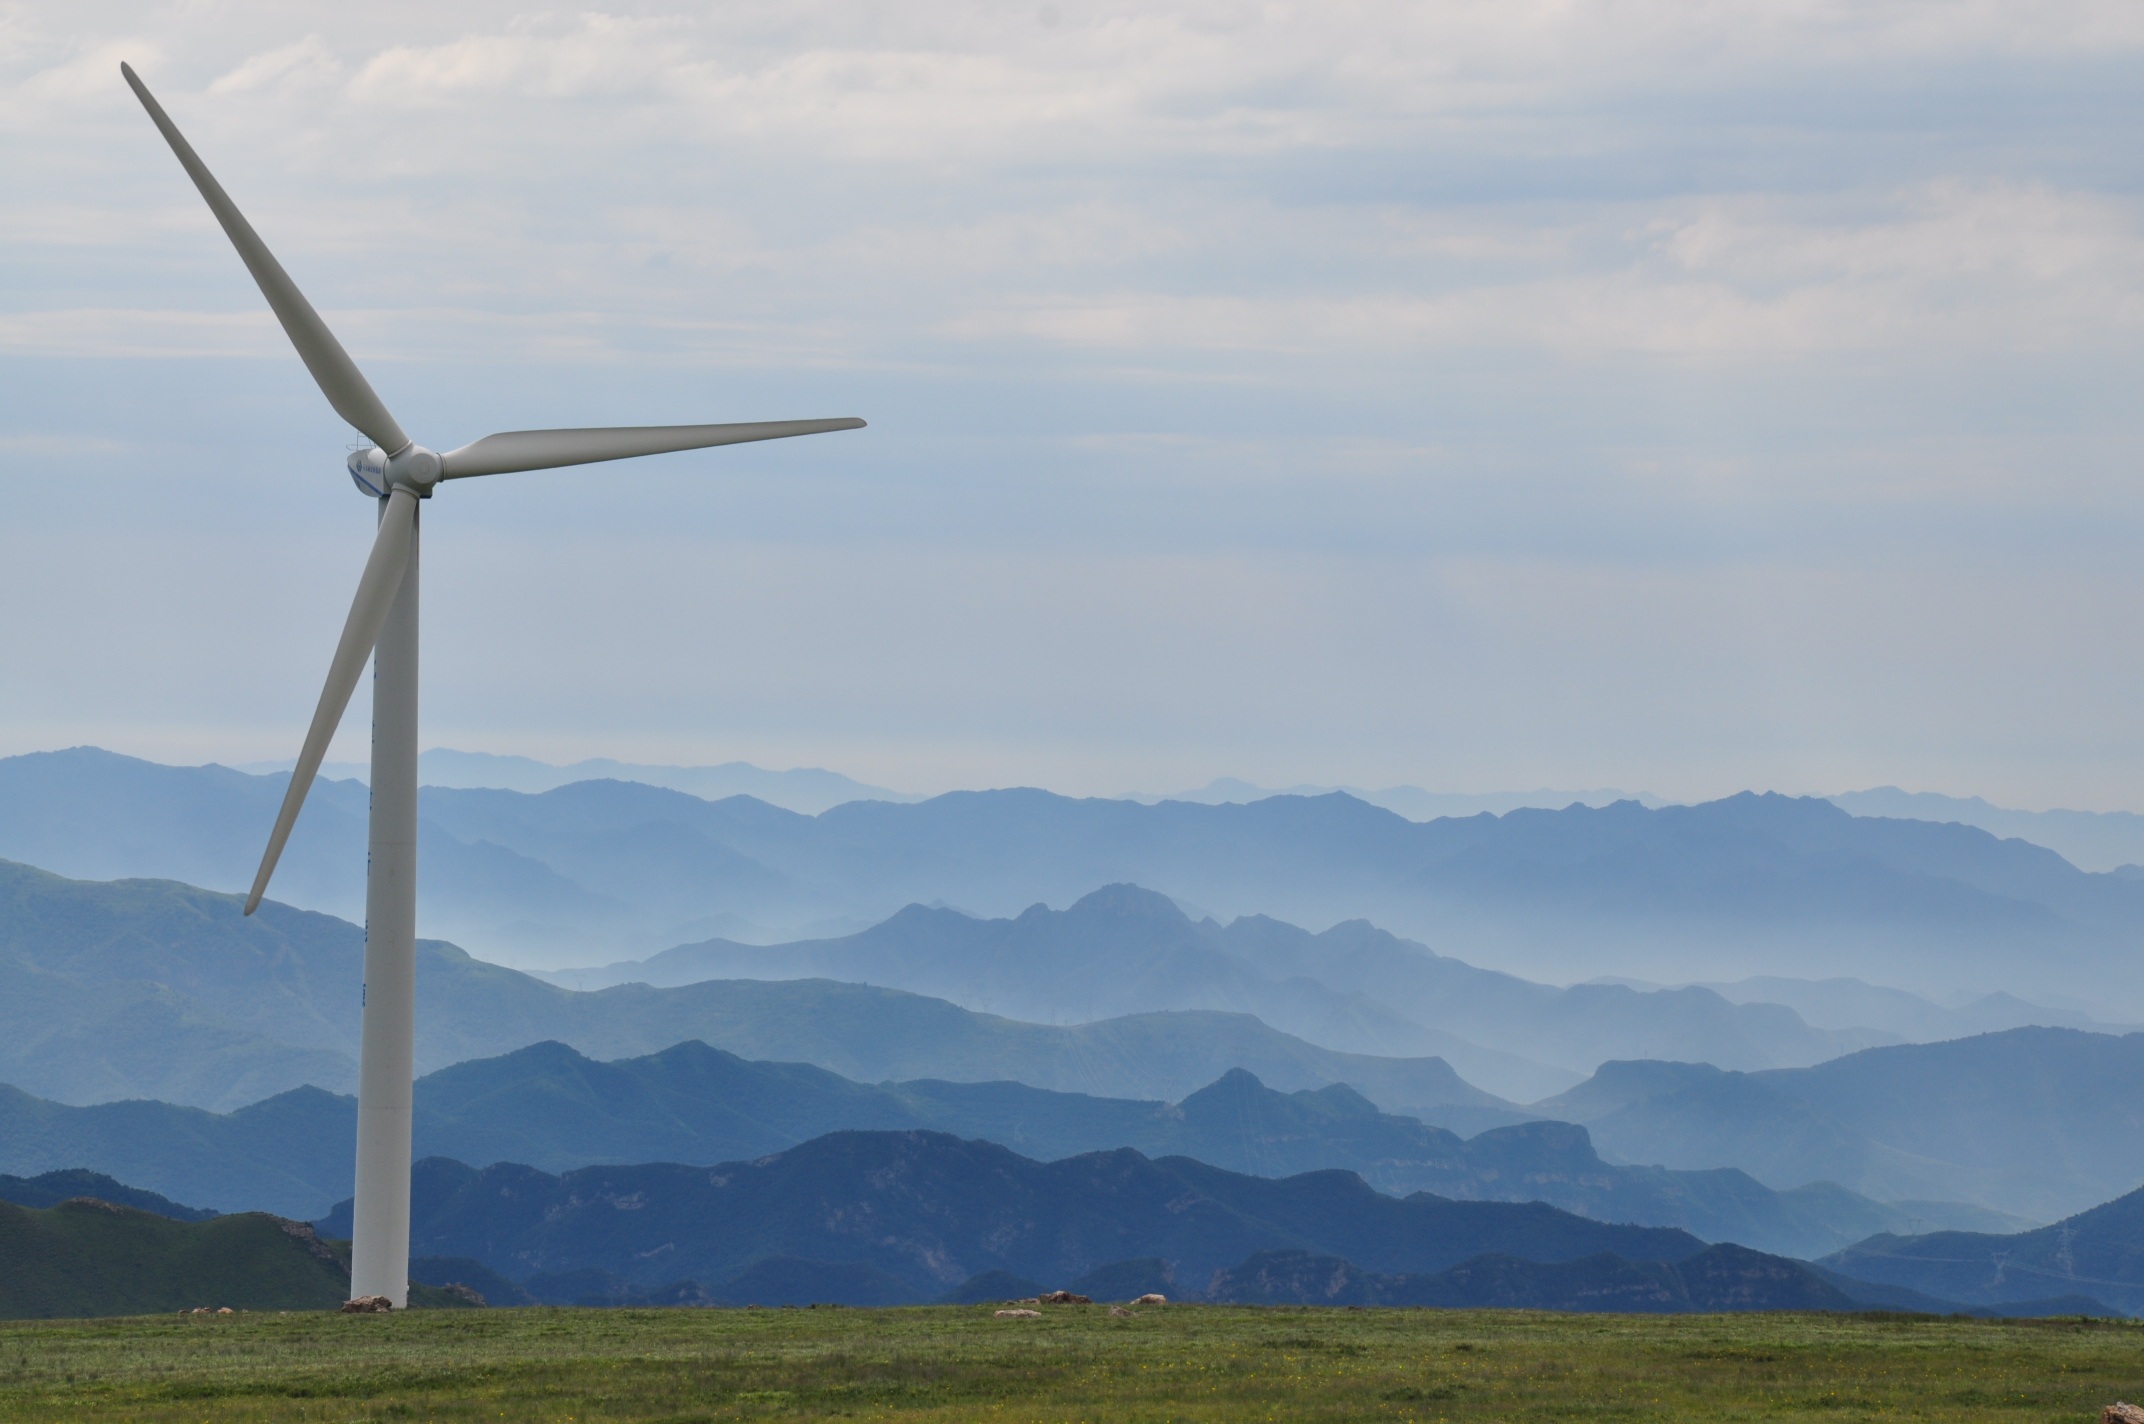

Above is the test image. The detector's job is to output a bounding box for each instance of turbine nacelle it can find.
[347,444,439,498]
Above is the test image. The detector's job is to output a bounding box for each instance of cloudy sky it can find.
[2,0,2141,806]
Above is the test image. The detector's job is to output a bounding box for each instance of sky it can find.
[1,1,2141,807]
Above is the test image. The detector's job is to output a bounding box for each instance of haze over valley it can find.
[7,741,2144,1312]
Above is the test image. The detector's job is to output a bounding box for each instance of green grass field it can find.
[3,1305,2140,1423]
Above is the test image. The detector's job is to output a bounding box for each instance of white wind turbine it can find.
[122,63,864,1307]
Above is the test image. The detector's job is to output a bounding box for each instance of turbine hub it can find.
[348,444,440,497]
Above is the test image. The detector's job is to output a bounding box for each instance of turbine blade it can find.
[120,62,410,454]
[244,489,419,916]
[438,418,866,479]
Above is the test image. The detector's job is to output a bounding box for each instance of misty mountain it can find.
[1831,787,2144,876]
[1539,1028,2144,1221]
[567,884,1888,1098]
[0,859,1505,1120]
[1145,780,1664,819]
[1,1039,1966,1257]
[1821,1183,2144,1314]
[0,1082,359,1218]
[0,748,621,960]
[249,748,913,815]
[7,748,2143,1011]
[1688,975,2134,1041]
[316,1130,1706,1301]
[5,859,2137,1223]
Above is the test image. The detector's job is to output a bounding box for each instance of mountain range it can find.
[0,1150,1987,1319]
[1142,780,1665,818]
[1680,975,2132,1043]
[559,883,1894,1098]
[221,754,2144,880]
[1,809,2110,1109]
[1,1145,2112,1318]
[1828,788,2144,876]
[1165,779,2144,879]
[315,1129,1707,1301]
[1822,1182,2144,1314]
[8,851,2144,1221]
[8,749,2144,1014]
[1540,1029,2144,1221]
[0,1038,2013,1258]
[243,749,913,816]
[309,1130,2097,1314]
[0,858,1504,1117]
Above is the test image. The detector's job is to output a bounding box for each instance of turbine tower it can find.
[122,64,864,1307]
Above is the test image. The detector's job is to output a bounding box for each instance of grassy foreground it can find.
[3,1305,2141,1423]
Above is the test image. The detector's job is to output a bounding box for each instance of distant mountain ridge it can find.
[0,1039,1978,1258]
[317,1130,1711,1301]
[1822,1182,2144,1314]
[0,859,1504,1119]
[0,1153,2087,1318]
[565,883,1889,1098]
[309,1131,2045,1314]
[1686,975,2133,1041]
[240,749,915,815]
[1163,777,2144,879]
[7,857,2144,1221]
[1145,780,1668,818]
[1540,1028,2144,1221]
[1830,787,2144,875]
[218,753,2144,875]
[9,749,2144,1012]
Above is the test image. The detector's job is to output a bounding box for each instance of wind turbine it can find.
[122,63,864,1308]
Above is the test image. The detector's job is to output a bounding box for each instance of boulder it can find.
[1038,1291,1091,1304]
[340,1296,394,1314]
[1134,1293,1167,1305]
[2103,1406,2144,1424]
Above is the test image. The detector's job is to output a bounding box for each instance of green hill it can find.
[0,1198,348,1318]
[0,1169,214,1221]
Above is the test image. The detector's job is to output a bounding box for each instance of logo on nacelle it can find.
[348,447,388,497]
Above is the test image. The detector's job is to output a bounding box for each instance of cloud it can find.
[0,307,283,360]
[2,0,2143,804]
[210,36,343,95]
[934,183,2144,359]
